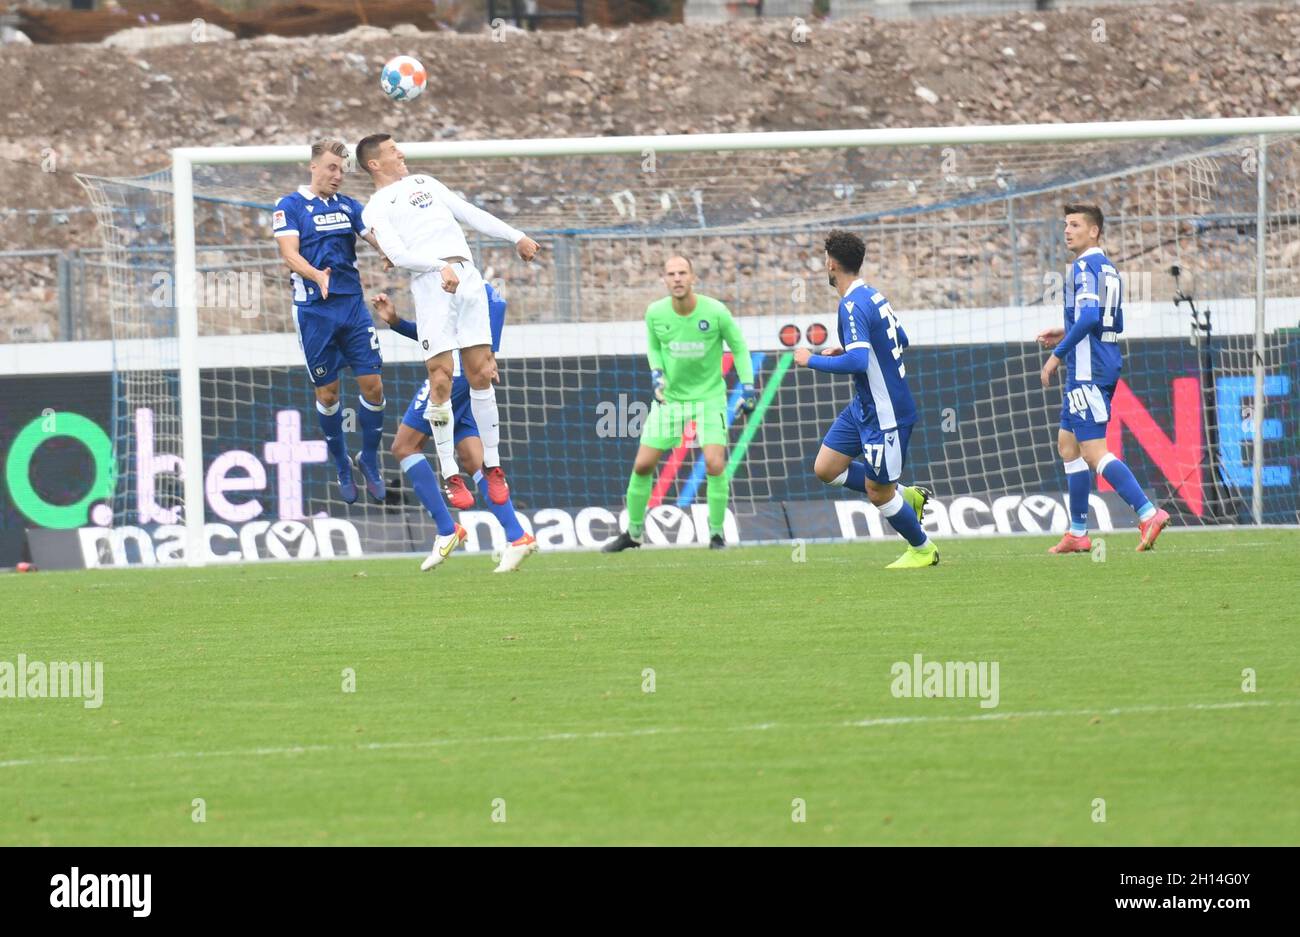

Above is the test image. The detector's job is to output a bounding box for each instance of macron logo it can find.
[50,868,151,918]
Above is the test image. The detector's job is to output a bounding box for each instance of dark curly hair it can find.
[824,229,865,275]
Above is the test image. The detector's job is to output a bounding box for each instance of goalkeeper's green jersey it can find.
[644,294,753,402]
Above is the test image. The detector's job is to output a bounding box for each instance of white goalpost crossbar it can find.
[170,114,1300,565]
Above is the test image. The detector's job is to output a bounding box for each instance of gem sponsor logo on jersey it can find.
[313,211,351,231]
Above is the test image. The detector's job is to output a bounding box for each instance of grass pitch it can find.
[2,529,1297,845]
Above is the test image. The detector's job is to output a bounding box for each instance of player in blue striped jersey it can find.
[273,140,388,505]
[794,230,938,569]
[372,283,537,573]
[1037,203,1170,554]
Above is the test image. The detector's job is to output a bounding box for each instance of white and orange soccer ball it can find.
[380,55,426,102]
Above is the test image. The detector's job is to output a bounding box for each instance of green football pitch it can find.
[2,529,1297,845]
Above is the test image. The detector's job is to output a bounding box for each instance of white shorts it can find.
[410,261,490,360]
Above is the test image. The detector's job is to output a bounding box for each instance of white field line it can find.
[1,699,1294,771]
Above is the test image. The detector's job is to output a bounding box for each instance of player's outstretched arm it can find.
[433,178,540,261]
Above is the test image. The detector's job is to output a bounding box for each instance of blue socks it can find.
[880,491,929,548]
[399,456,527,543]
[357,395,385,465]
[400,453,455,536]
[475,470,525,541]
[315,400,350,472]
[828,461,869,493]
[1097,452,1156,521]
[843,461,868,493]
[827,467,926,548]
[1064,456,1091,535]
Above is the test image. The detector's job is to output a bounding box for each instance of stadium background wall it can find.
[3,336,1297,567]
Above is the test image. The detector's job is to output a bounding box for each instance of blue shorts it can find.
[400,375,479,444]
[293,293,382,387]
[1060,382,1115,442]
[822,405,913,483]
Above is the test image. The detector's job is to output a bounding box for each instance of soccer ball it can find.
[380,55,426,102]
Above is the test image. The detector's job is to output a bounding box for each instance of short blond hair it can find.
[310,140,349,161]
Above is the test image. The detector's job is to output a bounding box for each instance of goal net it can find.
[74,121,1300,565]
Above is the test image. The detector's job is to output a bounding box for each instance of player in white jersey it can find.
[356,133,541,536]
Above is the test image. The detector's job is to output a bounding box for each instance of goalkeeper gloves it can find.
[651,369,667,403]
[738,383,758,415]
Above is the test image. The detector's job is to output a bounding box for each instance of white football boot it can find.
[493,533,538,573]
[420,524,467,571]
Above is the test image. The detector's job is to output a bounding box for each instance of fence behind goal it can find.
[66,122,1300,566]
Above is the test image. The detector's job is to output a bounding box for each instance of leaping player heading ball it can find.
[356,133,541,561]
[272,139,391,505]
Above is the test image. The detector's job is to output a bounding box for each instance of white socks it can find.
[469,384,501,469]
[423,399,458,478]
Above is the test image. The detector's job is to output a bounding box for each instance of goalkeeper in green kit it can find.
[604,256,757,552]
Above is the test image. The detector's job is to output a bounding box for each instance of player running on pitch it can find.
[273,139,390,504]
[372,285,537,573]
[794,230,937,569]
[603,256,757,552]
[1037,202,1170,553]
[356,132,541,560]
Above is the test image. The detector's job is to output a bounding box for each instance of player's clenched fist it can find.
[440,265,460,294]
[792,347,813,367]
[516,236,541,263]
[651,368,667,403]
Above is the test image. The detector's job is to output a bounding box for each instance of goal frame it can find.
[169,115,1300,565]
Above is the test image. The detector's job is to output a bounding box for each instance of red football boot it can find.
[1048,532,1092,554]
[443,475,475,511]
[483,466,510,505]
[1136,508,1170,552]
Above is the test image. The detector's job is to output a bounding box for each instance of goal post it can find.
[74,114,1300,567]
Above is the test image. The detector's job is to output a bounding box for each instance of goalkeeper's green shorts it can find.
[641,395,729,450]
